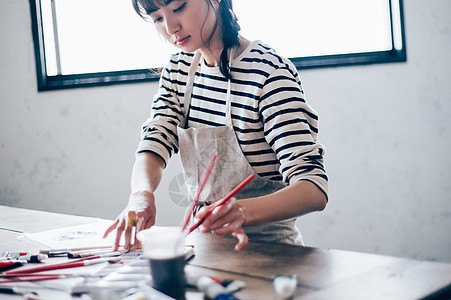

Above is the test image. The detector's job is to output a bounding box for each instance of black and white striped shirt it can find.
[137,41,328,197]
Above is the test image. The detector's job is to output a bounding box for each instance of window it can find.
[30,0,406,91]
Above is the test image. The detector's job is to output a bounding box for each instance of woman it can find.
[104,0,328,251]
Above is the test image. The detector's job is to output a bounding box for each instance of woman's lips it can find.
[175,36,190,46]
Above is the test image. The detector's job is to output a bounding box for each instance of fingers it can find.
[109,192,156,251]
[103,219,119,239]
[199,198,244,234]
[143,216,156,229]
[195,198,248,250]
[196,199,232,232]
[137,207,154,231]
[210,204,244,235]
[123,211,136,251]
[110,209,148,251]
[233,229,248,251]
[195,206,209,220]
[129,240,142,252]
[114,218,126,251]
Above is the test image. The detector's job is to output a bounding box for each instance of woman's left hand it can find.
[195,197,248,251]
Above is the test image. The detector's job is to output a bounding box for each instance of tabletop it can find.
[1,205,450,299]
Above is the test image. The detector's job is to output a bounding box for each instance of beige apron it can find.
[177,50,303,245]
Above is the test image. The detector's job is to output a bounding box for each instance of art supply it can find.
[0,253,47,263]
[120,284,175,300]
[19,221,122,252]
[0,273,74,278]
[273,274,297,299]
[10,254,48,263]
[71,281,173,299]
[207,276,245,293]
[0,287,39,298]
[71,280,139,297]
[138,227,187,299]
[67,248,115,258]
[181,154,217,232]
[104,272,151,282]
[0,274,71,284]
[186,273,244,298]
[3,257,119,276]
[196,276,228,299]
[0,261,25,272]
[187,275,240,300]
[40,246,112,257]
[149,255,186,299]
[188,174,255,234]
[1,252,29,258]
[114,265,150,275]
[65,251,122,263]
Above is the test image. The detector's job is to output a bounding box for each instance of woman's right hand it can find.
[195,197,248,251]
[103,190,156,251]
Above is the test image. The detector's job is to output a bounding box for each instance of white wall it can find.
[1,0,450,262]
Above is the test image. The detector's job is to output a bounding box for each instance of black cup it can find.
[149,254,186,299]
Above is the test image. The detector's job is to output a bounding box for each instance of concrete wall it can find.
[1,0,450,262]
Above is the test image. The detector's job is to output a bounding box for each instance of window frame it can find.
[29,0,406,91]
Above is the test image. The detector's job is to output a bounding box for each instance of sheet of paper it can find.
[17,220,121,249]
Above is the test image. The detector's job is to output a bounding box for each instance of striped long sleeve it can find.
[137,41,328,197]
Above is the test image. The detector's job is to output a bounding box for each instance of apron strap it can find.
[225,48,235,126]
[182,51,202,124]
[181,48,236,128]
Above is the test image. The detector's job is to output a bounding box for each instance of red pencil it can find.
[188,174,255,234]
[0,261,24,272]
[1,273,73,277]
[182,154,217,232]
[3,256,119,276]
[0,274,70,284]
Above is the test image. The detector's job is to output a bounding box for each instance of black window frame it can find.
[29,0,406,91]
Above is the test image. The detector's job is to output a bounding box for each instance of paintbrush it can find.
[181,154,217,232]
[187,174,255,235]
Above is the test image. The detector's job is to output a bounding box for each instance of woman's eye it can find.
[153,16,163,23]
[174,2,186,13]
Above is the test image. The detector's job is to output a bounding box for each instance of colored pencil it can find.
[1,273,73,278]
[1,254,48,263]
[187,174,255,234]
[40,246,112,256]
[182,154,217,232]
[0,261,25,272]
[3,256,120,275]
[0,274,71,284]
[67,249,115,258]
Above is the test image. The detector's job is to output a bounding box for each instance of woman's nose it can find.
[165,18,181,35]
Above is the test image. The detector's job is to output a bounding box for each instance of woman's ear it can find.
[212,0,221,10]
[229,8,236,21]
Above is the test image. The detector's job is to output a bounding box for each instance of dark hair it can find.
[217,0,241,79]
[131,0,241,79]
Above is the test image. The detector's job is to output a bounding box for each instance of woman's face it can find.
[149,0,220,53]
